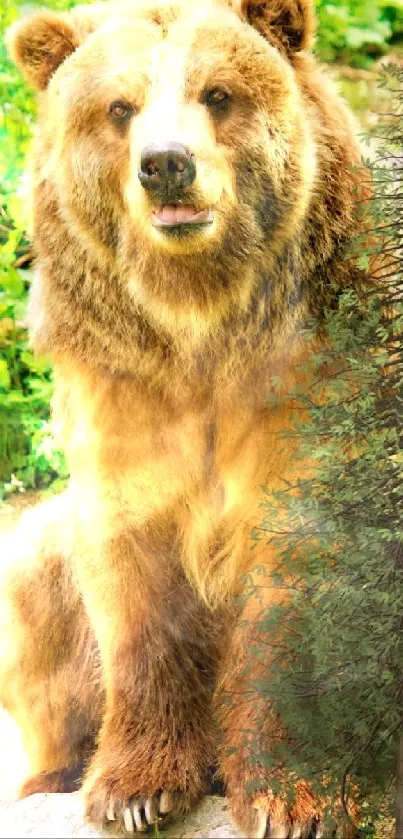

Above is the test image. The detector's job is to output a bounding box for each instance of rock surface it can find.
[0,793,241,839]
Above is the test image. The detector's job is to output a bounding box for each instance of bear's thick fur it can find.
[2,0,364,835]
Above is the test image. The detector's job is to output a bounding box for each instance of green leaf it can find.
[0,268,24,298]
[0,359,10,390]
[20,350,50,375]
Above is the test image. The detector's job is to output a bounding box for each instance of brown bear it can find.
[1,0,364,835]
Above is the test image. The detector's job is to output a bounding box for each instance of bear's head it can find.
[8,0,361,370]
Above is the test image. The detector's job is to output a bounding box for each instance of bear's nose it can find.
[138,142,196,193]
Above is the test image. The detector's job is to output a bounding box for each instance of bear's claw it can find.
[105,790,174,833]
[251,807,322,839]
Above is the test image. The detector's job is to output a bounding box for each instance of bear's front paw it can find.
[248,804,321,839]
[230,789,322,839]
[83,768,190,834]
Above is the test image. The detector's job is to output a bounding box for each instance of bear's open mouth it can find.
[152,205,214,230]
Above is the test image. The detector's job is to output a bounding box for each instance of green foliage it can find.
[252,65,403,832]
[315,0,403,66]
[0,0,70,497]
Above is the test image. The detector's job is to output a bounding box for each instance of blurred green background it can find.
[0,0,402,500]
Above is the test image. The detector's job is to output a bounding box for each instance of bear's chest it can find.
[54,364,276,530]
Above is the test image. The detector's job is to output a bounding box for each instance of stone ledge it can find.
[0,793,241,839]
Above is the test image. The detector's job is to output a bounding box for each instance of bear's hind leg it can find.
[0,495,102,795]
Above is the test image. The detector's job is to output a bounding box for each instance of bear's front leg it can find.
[75,530,219,833]
[216,577,321,839]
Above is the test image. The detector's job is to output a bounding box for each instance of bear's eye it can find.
[108,100,134,121]
[203,88,231,110]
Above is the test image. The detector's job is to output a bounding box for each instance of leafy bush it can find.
[252,64,403,833]
[0,200,69,496]
[0,0,69,497]
[316,0,403,66]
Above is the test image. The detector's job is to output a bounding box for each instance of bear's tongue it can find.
[154,205,212,225]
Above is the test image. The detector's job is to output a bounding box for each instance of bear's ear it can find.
[238,0,315,56]
[7,12,81,91]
